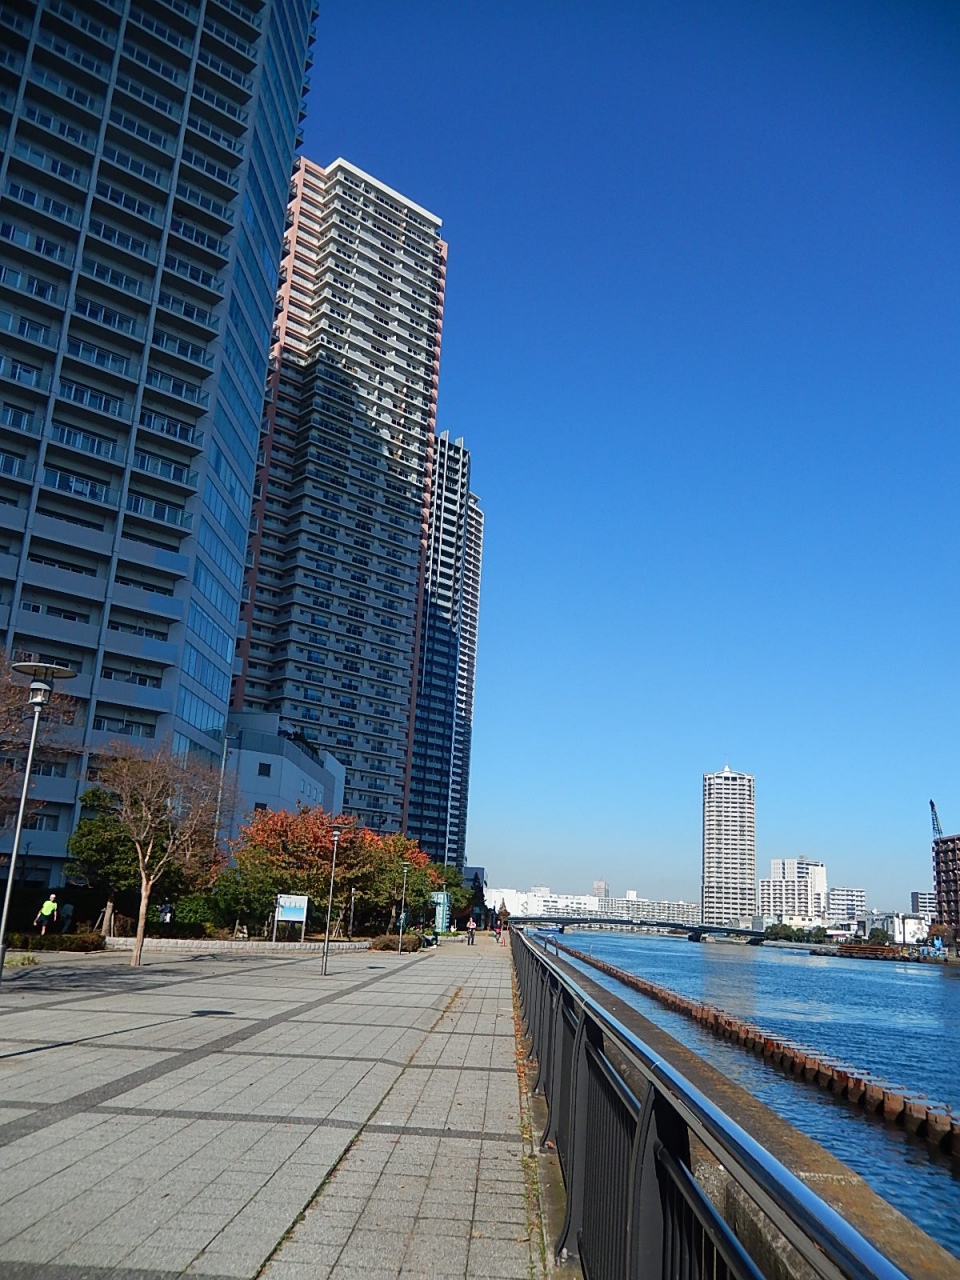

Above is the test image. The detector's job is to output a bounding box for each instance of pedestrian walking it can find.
[467,917,477,946]
[59,902,74,934]
[33,893,57,935]
[499,921,508,946]
[159,900,173,927]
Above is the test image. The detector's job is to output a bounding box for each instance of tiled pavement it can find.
[0,937,540,1280]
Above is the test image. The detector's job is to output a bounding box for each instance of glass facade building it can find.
[0,0,316,882]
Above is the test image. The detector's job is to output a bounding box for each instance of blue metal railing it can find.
[512,931,907,1280]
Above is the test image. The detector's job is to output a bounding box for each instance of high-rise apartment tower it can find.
[233,157,448,833]
[702,765,756,925]
[406,431,483,868]
[0,0,315,881]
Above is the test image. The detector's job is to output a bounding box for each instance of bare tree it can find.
[97,743,223,966]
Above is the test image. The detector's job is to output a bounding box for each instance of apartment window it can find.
[258,762,271,777]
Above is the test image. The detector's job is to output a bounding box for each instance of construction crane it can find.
[930,800,944,841]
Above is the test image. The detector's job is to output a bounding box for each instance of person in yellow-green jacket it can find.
[34,894,57,936]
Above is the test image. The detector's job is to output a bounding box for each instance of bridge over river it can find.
[511,914,766,941]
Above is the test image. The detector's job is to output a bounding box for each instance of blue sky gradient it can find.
[305,1,960,907]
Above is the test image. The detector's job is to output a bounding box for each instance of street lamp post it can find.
[348,885,356,941]
[0,663,76,986]
[398,860,409,956]
[213,732,238,848]
[322,825,343,976]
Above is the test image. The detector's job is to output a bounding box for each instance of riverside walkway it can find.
[0,938,539,1280]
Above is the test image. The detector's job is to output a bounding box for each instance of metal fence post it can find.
[540,981,565,1148]
[629,1084,691,1280]
[554,1008,592,1262]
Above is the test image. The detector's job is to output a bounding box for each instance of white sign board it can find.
[276,894,309,923]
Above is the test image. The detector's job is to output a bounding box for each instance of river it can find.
[555,932,960,1259]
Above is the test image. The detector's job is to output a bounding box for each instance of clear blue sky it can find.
[305,1,960,909]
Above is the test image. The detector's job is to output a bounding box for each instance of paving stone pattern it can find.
[0,939,538,1280]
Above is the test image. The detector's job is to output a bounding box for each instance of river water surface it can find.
[555,932,960,1259]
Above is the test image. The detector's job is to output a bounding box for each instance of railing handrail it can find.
[516,932,908,1280]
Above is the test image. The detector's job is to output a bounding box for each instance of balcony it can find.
[79,255,144,299]
[27,774,81,806]
[42,466,118,508]
[100,142,170,193]
[0,357,51,392]
[180,145,240,193]
[186,112,243,158]
[4,178,82,228]
[195,48,252,96]
[90,713,157,741]
[173,183,234,235]
[137,409,204,452]
[162,252,224,296]
[144,367,209,408]
[0,264,65,308]
[125,492,192,529]
[11,139,90,192]
[31,511,112,554]
[49,421,125,463]
[22,560,107,601]
[133,450,197,489]
[28,64,103,118]
[168,217,230,264]
[0,507,27,534]
[201,17,257,67]
[208,0,262,32]
[151,328,214,369]
[64,336,137,381]
[117,538,189,580]
[112,581,184,619]
[0,452,35,482]
[0,405,41,437]
[15,609,100,649]
[102,626,179,665]
[120,39,187,91]
[57,378,132,421]
[94,677,174,715]
[156,289,219,334]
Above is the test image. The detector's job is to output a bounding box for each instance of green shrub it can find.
[368,933,421,953]
[6,932,105,952]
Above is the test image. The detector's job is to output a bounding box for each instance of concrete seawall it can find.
[537,944,960,1280]
[551,937,960,1162]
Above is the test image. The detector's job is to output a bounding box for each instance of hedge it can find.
[5,932,106,952]
[368,933,421,953]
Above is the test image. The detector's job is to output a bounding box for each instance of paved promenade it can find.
[0,938,538,1280]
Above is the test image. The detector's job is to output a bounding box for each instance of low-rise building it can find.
[826,886,866,921]
[219,713,345,841]
[911,891,937,919]
[875,912,928,945]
